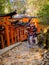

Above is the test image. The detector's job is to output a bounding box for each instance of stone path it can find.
[0,41,48,65]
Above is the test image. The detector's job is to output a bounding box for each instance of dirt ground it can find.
[0,41,49,65]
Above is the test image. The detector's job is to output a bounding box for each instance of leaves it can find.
[38,4,49,25]
[26,0,49,17]
[0,0,13,14]
[13,0,26,14]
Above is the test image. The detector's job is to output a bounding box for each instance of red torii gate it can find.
[0,11,16,48]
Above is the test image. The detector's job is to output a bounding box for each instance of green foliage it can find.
[0,0,13,14]
[26,0,47,15]
[13,0,26,14]
[37,1,49,25]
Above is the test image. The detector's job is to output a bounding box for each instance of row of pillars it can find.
[0,17,27,49]
[0,25,27,49]
[0,17,40,49]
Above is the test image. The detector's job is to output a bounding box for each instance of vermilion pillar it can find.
[0,35,4,48]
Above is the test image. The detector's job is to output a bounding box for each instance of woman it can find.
[26,22,38,48]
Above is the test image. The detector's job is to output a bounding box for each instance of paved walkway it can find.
[0,41,48,65]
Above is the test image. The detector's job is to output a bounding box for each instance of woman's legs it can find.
[28,35,32,48]
[34,37,38,44]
